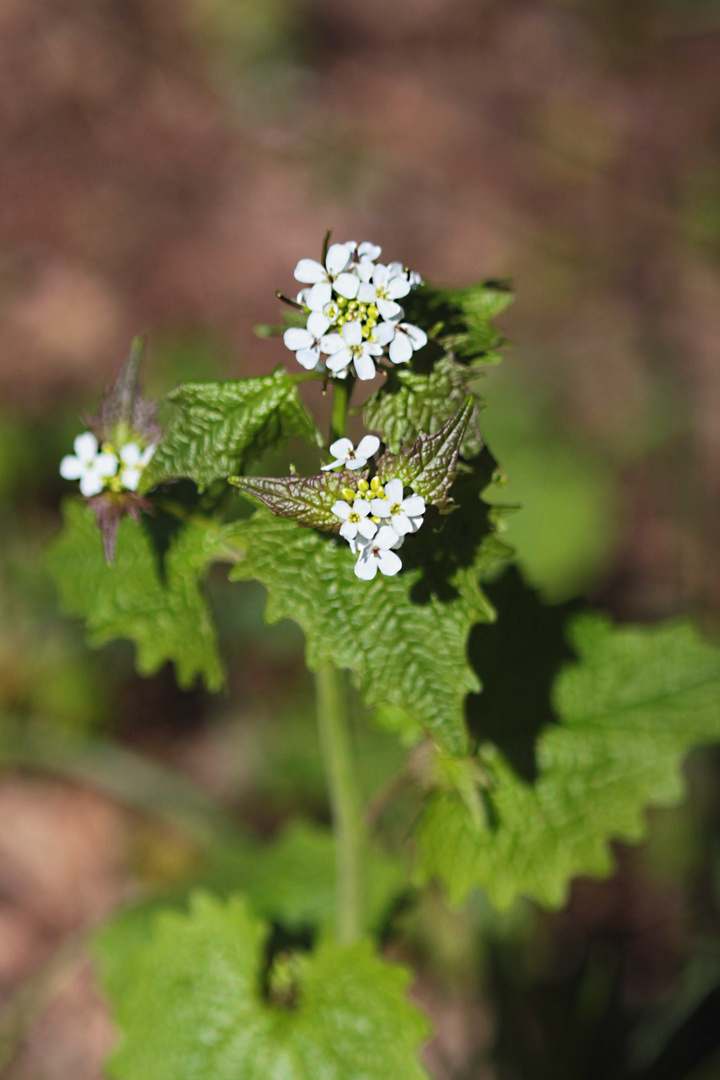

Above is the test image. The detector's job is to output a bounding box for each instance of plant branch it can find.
[315,663,363,944]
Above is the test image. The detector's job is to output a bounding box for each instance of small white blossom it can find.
[358,263,411,321]
[374,320,428,365]
[321,321,383,380]
[332,497,377,551]
[119,442,156,492]
[59,432,118,497]
[283,312,332,370]
[294,243,359,300]
[354,525,403,580]
[321,435,380,471]
[370,478,425,536]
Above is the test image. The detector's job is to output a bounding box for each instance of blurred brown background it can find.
[2,1,720,1077]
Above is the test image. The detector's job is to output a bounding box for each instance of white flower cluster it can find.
[329,449,426,580]
[60,432,155,497]
[284,240,427,381]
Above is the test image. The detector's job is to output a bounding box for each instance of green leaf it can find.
[143,368,321,492]
[225,464,512,755]
[47,500,224,691]
[232,398,475,526]
[426,281,514,364]
[230,468,362,531]
[362,355,484,456]
[416,615,720,909]
[376,397,475,508]
[204,821,407,934]
[96,892,430,1080]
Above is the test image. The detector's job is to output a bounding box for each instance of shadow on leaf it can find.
[466,567,583,783]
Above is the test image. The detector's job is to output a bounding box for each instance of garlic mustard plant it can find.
[47,232,720,1080]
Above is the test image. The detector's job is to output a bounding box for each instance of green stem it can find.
[315,663,363,944]
[329,376,355,446]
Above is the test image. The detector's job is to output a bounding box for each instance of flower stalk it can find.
[316,375,364,944]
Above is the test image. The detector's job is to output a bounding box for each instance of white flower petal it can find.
[372,264,389,287]
[79,472,105,497]
[331,500,352,520]
[370,498,391,517]
[376,298,403,321]
[95,453,119,478]
[389,331,413,364]
[345,457,366,470]
[320,333,344,354]
[307,282,332,311]
[357,260,375,284]
[329,437,353,458]
[294,258,326,284]
[386,261,404,275]
[353,351,376,381]
[121,466,142,491]
[403,323,428,349]
[357,517,377,539]
[357,282,376,303]
[391,513,413,536]
[326,348,352,373]
[284,327,313,351]
[120,442,142,466]
[354,553,378,580]
[377,549,402,576]
[402,495,425,516]
[325,243,351,276]
[141,445,156,466]
[352,498,371,516]
[333,272,359,299]
[384,478,404,504]
[358,242,382,261]
[74,431,98,461]
[387,277,411,300]
[342,321,362,346]
[373,322,396,346]
[376,525,398,549]
[59,455,83,480]
[339,520,358,542]
[307,312,330,338]
[356,435,380,459]
[295,347,321,370]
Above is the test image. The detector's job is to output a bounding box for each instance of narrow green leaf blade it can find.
[47,500,224,690]
[96,892,430,1080]
[144,369,321,491]
[416,615,720,909]
[376,396,475,507]
[230,468,362,531]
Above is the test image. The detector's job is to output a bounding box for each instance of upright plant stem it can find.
[316,662,363,944]
[329,375,355,446]
[315,376,363,944]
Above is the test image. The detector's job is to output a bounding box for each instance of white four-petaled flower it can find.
[283,312,331,370]
[321,435,380,471]
[321,321,384,381]
[59,432,118,497]
[358,263,411,321]
[370,478,425,536]
[376,321,428,365]
[294,243,359,300]
[354,525,403,580]
[332,498,377,551]
[119,442,156,492]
